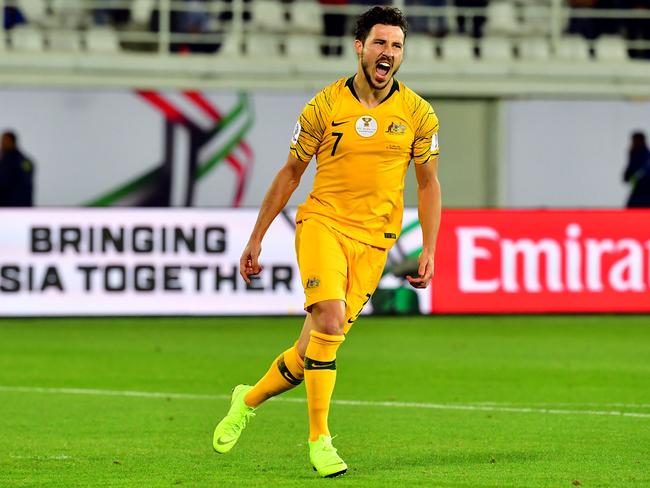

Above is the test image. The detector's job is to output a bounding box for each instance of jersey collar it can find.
[346,75,399,105]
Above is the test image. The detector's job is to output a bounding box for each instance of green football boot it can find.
[213,384,255,454]
[309,435,348,478]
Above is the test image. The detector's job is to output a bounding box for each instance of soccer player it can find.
[213,5,441,478]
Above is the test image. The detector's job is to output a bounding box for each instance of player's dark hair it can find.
[354,6,408,44]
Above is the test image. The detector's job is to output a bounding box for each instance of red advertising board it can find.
[432,210,650,313]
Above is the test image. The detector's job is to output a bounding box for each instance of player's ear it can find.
[354,39,363,57]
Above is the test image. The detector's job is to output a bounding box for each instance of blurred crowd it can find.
[567,0,650,58]
[3,0,650,58]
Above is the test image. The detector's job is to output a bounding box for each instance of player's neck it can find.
[352,73,392,109]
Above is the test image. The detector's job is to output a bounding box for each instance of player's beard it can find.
[360,49,400,91]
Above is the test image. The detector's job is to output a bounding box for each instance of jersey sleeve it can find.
[411,99,440,165]
[289,84,335,163]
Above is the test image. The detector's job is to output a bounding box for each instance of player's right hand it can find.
[239,241,263,284]
[406,250,434,289]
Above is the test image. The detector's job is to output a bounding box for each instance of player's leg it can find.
[294,304,347,440]
[244,325,306,408]
[242,302,345,440]
[304,299,348,477]
[303,241,386,471]
[239,220,323,408]
[213,222,311,454]
[342,241,388,335]
[302,239,386,468]
[295,220,350,477]
[304,299,345,440]
[299,240,386,464]
[213,320,308,454]
[213,219,341,456]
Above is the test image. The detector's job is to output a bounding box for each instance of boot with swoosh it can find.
[213,385,255,454]
[309,434,348,478]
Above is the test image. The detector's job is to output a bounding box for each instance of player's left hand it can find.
[406,250,434,289]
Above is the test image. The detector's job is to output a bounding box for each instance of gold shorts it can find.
[295,218,388,333]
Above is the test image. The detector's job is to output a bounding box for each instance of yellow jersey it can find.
[290,76,439,249]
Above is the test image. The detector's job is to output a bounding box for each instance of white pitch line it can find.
[469,401,650,409]
[0,386,229,401]
[11,455,72,461]
[1,386,649,419]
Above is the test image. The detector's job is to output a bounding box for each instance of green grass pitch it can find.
[1,315,649,487]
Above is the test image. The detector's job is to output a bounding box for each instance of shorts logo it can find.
[386,122,406,135]
[306,277,320,289]
[291,122,301,145]
[355,116,377,138]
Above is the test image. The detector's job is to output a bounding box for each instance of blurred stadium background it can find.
[2,1,650,487]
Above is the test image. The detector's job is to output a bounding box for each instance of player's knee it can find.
[311,301,345,336]
[317,321,344,336]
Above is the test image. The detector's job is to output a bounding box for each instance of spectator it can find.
[623,131,650,207]
[455,0,487,38]
[218,0,252,24]
[0,130,35,207]
[93,0,131,27]
[595,0,625,36]
[150,0,220,54]
[3,4,26,30]
[623,0,650,59]
[407,0,448,36]
[567,0,599,39]
[349,0,389,4]
[568,0,628,40]
[320,0,348,56]
[177,0,212,34]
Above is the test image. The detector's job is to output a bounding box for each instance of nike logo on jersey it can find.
[331,121,348,126]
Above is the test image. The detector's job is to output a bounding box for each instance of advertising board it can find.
[433,210,650,313]
[2,209,648,315]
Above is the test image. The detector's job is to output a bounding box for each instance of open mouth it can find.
[375,60,391,81]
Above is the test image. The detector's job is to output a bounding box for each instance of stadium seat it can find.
[519,1,552,36]
[85,27,121,53]
[50,0,89,28]
[440,35,475,62]
[594,35,628,62]
[285,33,322,59]
[18,0,48,25]
[406,34,436,62]
[290,1,324,35]
[48,30,82,52]
[517,36,550,61]
[9,25,44,52]
[554,35,591,61]
[485,1,520,36]
[245,32,281,58]
[250,0,286,33]
[217,33,242,57]
[480,36,514,61]
[131,0,155,26]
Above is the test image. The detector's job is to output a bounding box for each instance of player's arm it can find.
[406,156,441,289]
[240,153,308,284]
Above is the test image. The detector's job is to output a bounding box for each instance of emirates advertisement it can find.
[433,210,650,313]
